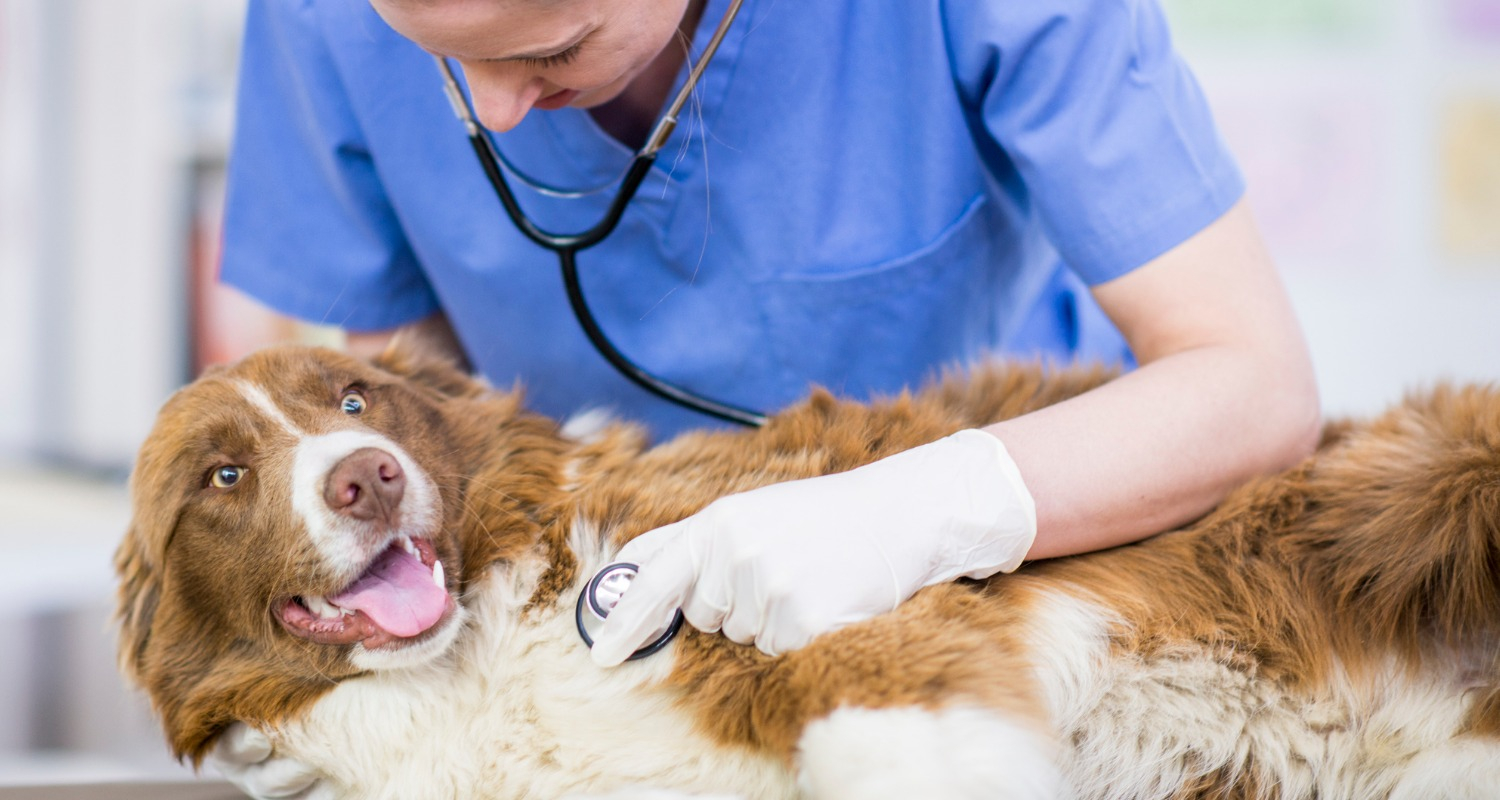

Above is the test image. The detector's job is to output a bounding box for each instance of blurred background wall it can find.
[0,0,1497,786]
[0,0,260,783]
[1168,0,1500,417]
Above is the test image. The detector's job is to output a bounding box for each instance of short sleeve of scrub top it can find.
[222,0,440,330]
[221,0,1245,440]
[943,0,1245,282]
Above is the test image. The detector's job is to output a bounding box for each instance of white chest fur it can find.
[276,555,795,800]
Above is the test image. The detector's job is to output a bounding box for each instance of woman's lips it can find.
[534,88,580,110]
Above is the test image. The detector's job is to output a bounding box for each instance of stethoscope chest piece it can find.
[575,562,684,661]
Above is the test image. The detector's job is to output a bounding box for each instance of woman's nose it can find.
[461,63,547,133]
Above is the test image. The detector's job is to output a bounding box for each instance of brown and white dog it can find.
[116,343,1500,799]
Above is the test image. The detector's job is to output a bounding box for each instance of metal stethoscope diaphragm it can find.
[575,562,685,661]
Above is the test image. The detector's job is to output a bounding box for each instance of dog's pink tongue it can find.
[329,547,446,638]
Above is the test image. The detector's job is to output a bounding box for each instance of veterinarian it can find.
[213,0,1319,791]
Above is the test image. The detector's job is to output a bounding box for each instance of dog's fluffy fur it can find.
[116,344,1500,799]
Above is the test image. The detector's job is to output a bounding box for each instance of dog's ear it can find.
[114,530,222,765]
[114,501,226,764]
[115,426,195,690]
[114,523,163,689]
[118,491,335,766]
[117,523,339,768]
[371,315,487,400]
[132,597,333,766]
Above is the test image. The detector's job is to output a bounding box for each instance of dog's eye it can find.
[341,390,367,415]
[210,466,246,489]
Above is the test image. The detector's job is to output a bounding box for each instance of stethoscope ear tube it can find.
[557,248,769,428]
[461,126,769,427]
[433,0,769,429]
[459,119,768,427]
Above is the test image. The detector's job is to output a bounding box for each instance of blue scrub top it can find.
[222,0,1244,439]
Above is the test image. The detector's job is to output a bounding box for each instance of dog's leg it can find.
[1388,737,1500,800]
[794,705,1061,800]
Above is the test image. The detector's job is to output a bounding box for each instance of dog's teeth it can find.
[433,559,445,589]
[400,536,418,557]
[304,595,342,620]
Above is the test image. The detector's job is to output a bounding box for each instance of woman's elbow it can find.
[1266,358,1323,473]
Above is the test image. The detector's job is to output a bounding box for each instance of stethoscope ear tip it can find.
[575,561,684,661]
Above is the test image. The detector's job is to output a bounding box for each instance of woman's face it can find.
[370,0,694,133]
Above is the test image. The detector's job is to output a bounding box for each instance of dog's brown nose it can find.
[324,448,406,523]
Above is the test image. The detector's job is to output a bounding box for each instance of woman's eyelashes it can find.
[519,42,583,69]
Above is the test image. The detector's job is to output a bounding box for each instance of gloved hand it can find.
[589,429,1037,666]
[209,722,334,800]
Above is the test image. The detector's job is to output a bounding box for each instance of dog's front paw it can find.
[795,706,1062,800]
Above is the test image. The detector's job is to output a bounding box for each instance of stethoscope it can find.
[434,0,766,429]
[575,562,685,661]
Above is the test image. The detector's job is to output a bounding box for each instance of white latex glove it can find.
[589,429,1036,665]
[209,722,334,800]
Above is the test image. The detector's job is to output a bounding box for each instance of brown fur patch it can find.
[664,583,1046,760]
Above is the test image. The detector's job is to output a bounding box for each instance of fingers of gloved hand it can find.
[714,549,784,649]
[611,522,680,569]
[716,600,760,647]
[678,580,731,638]
[675,517,740,637]
[590,525,698,667]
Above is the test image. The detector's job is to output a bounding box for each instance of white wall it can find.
[1166,0,1500,416]
[59,1,195,465]
[0,0,245,783]
[0,0,243,470]
[0,0,47,459]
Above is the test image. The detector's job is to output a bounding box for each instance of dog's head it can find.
[115,343,553,762]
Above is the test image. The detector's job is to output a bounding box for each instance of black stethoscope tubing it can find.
[435,0,766,428]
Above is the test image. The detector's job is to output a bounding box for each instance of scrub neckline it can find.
[539,0,753,189]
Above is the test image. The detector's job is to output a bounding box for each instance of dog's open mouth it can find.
[278,536,454,649]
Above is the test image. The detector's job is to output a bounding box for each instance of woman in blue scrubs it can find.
[214,0,1320,790]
